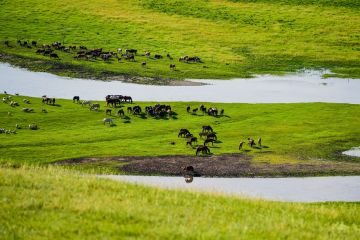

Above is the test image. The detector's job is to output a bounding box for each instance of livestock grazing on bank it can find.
[42,96,55,105]
[145,104,172,118]
[196,145,210,155]
[73,96,80,103]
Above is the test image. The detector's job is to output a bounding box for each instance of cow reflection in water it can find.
[184,175,193,183]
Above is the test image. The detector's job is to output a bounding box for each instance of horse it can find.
[117,109,125,117]
[103,118,113,125]
[204,138,215,146]
[186,106,190,113]
[196,145,210,155]
[258,137,262,147]
[186,137,197,146]
[124,96,132,103]
[206,132,217,140]
[154,54,163,59]
[127,107,132,113]
[192,108,198,114]
[178,128,190,138]
[239,141,245,150]
[170,64,176,70]
[202,125,213,133]
[73,96,80,103]
[141,62,146,67]
[106,109,112,115]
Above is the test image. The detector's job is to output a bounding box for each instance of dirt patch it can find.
[56,154,360,177]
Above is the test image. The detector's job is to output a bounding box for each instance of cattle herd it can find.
[2,92,263,156]
[4,39,203,70]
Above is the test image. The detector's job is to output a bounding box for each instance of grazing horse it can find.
[206,132,217,140]
[204,138,215,146]
[117,109,125,117]
[239,141,245,150]
[103,118,113,125]
[186,106,190,113]
[132,106,141,115]
[196,145,210,155]
[186,137,197,146]
[106,109,112,115]
[208,107,218,116]
[170,64,176,70]
[258,137,262,147]
[178,128,190,138]
[192,108,198,114]
[248,138,256,148]
[127,107,132,113]
[154,54,163,59]
[73,96,80,103]
[124,96,132,103]
[202,125,213,133]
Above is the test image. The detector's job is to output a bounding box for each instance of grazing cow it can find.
[106,109,112,115]
[154,54,163,59]
[124,96,132,103]
[103,118,113,125]
[208,107,218,116]
[50,53,59,59]
[90,103,100,110]
[81,100,92,107]
[196,145,210,155]
[125,49,137,55]
[73,96,80,103]
[31,41,37,46]
[192,108,198,114]
[186,137,197,146]
[29,124,38,130]
[170,64,176,70]
[186,106,190,113]
[117,109,125,117]
[23,99,30,104]
[127,107,132,113]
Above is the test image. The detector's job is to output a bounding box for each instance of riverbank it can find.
[57,154,360,177]
[0,166,359,239]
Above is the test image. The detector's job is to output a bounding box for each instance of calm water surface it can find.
[1,63,360,103]
[101,175,360,202]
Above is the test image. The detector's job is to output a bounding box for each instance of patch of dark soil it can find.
[56,154,360,177]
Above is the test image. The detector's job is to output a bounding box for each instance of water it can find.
[1,63,360,103]
[343,147,360,157]
[101,175,360,202]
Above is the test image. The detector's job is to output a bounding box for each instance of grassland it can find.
[1,94,359,175]
[0,0,359,81]
[0,166,359,239]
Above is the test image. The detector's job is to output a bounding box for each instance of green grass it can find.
[1,94,359,170]
[0,0,359,80]
[0,166,359,239]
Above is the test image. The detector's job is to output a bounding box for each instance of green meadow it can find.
[0,166,359,239]
[1,94,359,170]
[0,0,359,80]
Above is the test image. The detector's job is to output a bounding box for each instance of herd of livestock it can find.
[4,40,202,70]
[2,92,262,155]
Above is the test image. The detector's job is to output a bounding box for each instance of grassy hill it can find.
[0,0,359,81]
[0,166,359,239]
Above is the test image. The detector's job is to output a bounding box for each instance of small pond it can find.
[1,63,360,103]
[100,175,360,202]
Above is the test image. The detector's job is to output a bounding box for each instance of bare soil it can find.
[56,154,360,177]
